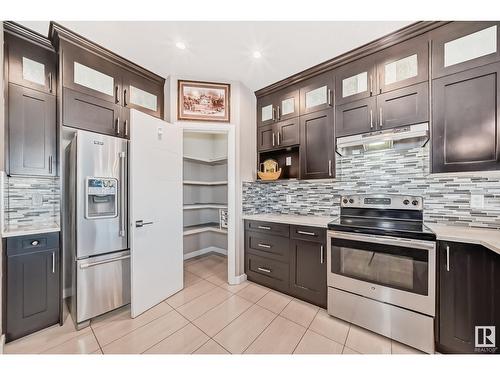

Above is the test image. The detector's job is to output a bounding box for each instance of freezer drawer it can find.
[76,250,130,323]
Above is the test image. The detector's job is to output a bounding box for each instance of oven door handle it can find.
[328,230,435,251]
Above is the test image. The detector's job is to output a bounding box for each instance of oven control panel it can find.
[340,194,423,210]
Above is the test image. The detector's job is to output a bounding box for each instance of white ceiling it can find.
[18,21,412,92]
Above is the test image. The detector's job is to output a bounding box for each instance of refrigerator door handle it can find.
[119,151,126,237]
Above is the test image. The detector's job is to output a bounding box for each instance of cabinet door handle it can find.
[272,107,276,121]
[446,245,450,272]
[124,88,127,106]
[48,155,53,174]
[272,133,275,147]
[370,75,373,96]
[320,245,324,264]
[327,88,332,106]
[115,86,120,103]
[379,107,383,128]
[378,72,382,94]
[52,251,56,274]
[297,230,316,236]
[277,132,281,145]
[116,117,121,135]
[258,243,271,249]
[328,159,332,177]
[257,267,272,273]
[48,72,53,93]
[370,109,373,129]
[277,106,281,120]
[124,119,128,137]
[257,225,271,230]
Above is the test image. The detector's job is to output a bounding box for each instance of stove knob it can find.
[342,198,348,204]
[349,198,354,204]
[403,199,410,205]
[412,200,419,206]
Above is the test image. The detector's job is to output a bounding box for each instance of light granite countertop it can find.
[425,223,500,256]
[2,223,61,238]
[242,213,337,228]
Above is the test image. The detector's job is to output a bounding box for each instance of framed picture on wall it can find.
[178,80,231,122]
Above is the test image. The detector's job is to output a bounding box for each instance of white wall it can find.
[167,76,256,276]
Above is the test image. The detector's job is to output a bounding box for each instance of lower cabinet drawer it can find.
[246,231,290,262]
[245,254,289,294]
[245,220,290,237]
[291,225,326,243]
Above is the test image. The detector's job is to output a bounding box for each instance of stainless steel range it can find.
[327,194,436,353]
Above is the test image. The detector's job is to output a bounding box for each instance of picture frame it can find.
[177,80,231,122]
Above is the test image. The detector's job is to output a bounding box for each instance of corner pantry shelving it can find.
[183,132,228,259]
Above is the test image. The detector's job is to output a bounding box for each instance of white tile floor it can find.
[4,253,425,354]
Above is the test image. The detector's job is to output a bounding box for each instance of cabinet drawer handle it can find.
[272,133,275,147]
[379,107,383,128]
[277,106,281,120]
[52,251,55,274]
[320,245,324,264]
[257,267,272,273]
[277,132,281,146]
[31,240,40,246]
[370,75,373,96]
[446,245,450,272]
[124,120,128,137]
[370,109,373,129]
[272,107,276,121]
[328,160,332,177]
[48,155,53,174]
[258,243,271,249]
[116,117,121,135]
[297,230,316,236]
[257,225,271,230]
[115,86,120,103]
[124,88,127,106]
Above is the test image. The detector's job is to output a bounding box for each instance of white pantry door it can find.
[129,109,183,318]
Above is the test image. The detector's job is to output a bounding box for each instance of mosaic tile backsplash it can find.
[2,174,60,231]
[243,144,500,229]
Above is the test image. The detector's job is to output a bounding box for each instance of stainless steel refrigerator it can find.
[66,130,130,327]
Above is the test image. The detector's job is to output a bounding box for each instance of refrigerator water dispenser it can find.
[85,177,118,219]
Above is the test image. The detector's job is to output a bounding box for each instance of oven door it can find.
[327,231,435,316]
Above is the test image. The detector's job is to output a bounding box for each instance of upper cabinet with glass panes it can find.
[376,34,429,93]
[431,22,500,78]
[257,87,300,125]
[5,32,57,95]
[335,55,376,105]
[122,70,163,118]
[299,72,334,115]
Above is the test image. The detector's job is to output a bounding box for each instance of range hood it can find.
[336,123,429,156]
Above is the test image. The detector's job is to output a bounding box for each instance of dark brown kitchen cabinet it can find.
[5,233,60,342]
[300,109,335,179]
[257,119,299,152]
[63,88,128,138]
[4,32,57,95]
[8,84,56,176]
[335,55,376,105]
[335,97,376,137]
[431,22,500,79]
[376,34,429,94]
[244,220,328,308]
[122,69,163,118]
[289,226,327,308]
[299,72,334,115]
[432,62,500,173]
[437,241,500,354]
[257,87,300,126]
[377,81,428,130]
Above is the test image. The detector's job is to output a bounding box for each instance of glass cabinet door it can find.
[335,56,375,105]
[377,34,429,93]
[5,32,57,95]
[431,22,500,78]
[299,72,334,115]
[62,41,121,104]
[122,69,163,118]
[257,93,276,126]
[276,88,299,121]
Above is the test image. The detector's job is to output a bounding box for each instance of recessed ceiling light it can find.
[175,42,186,50]
[253,51,262,59]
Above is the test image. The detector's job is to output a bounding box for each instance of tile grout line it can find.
[139,320,191,354]
[90,324,104,354]
[291,307,320,354]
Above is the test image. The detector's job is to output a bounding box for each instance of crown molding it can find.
[255,21,450,98]
[3,21,54,51]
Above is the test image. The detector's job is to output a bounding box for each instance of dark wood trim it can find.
[3,21,54,52]
[49,21,165,85]
[255,21,449,98]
